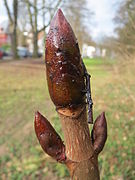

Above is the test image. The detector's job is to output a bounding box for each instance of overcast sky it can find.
[0,0,123,41]
[86,0,123,41]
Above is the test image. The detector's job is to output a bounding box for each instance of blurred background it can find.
[0,0,135,179]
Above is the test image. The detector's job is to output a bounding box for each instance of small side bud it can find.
[34,111,66,163]
[91,112,107,154]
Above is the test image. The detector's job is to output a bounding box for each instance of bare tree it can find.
[24,0,63,57]
[114,0,135,56]
[100,0,135,59]
[17,2,29,46]
[63,0,94,51]
[3,0,18,59]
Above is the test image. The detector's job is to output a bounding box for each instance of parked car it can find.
[38,52,43,57]
[17,47,30,58]
[0,48,4,59]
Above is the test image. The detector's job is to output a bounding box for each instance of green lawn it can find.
[0,58,135,179]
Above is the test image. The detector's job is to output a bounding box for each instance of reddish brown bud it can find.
[34,111,66,162]
[45,9,85,108]
[91,112,107,154]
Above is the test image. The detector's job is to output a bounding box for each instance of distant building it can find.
[101,49,106,58]
[82,44,106,58]
[38,31,45,54]
[82,44,96,58]
[0,21,11,47]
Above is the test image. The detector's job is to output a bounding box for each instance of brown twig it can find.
[34,9,107,180]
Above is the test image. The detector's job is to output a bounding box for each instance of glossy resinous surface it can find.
[45,9,85,107]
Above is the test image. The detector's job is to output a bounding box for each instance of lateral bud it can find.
[34,111,66,163]
[91,112,107,154]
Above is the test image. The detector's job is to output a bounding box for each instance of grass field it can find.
[0,58,135,180]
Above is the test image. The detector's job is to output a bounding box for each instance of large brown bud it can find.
[45,9,85,108]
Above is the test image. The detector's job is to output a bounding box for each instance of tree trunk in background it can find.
[33,0,38,58]
[25,0,63,58]
[13,0,18,59]
[4,0,18,59]
[33,31,38,57]
[25,0,38,58]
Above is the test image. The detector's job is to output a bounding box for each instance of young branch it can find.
[25,0,34,31]
[35,9,107,180]
[3,0,13,24]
